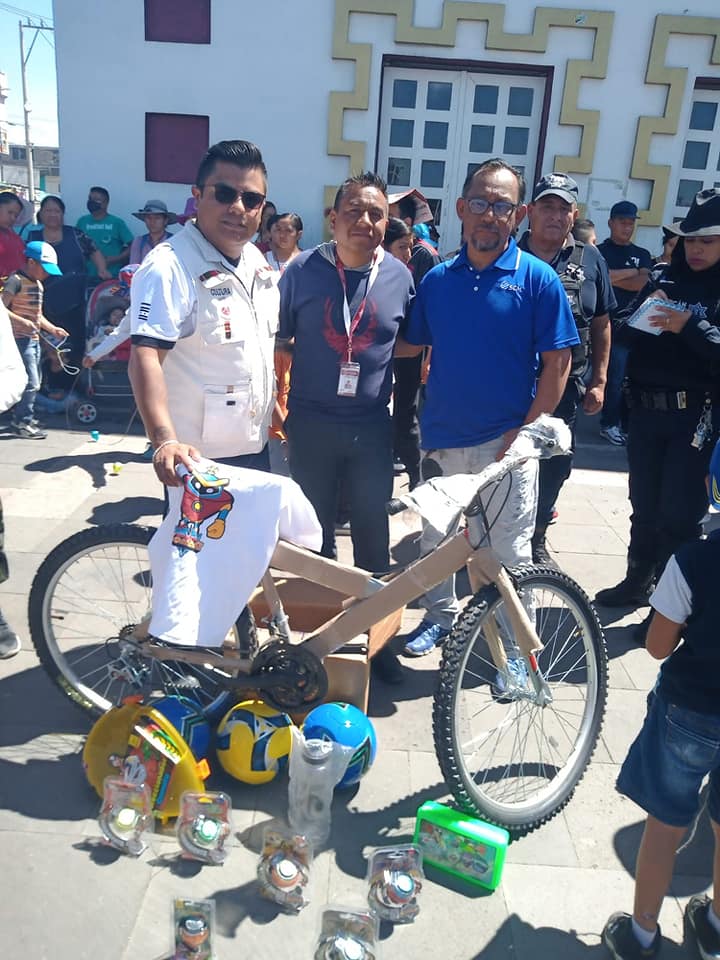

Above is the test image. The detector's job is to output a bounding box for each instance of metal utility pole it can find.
[18,17,54,204]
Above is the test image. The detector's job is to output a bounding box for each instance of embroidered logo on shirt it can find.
[209,286,232,298]
[498,279,524,294]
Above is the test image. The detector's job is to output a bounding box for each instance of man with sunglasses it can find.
[398,158,579,663]
[129,139,278,487]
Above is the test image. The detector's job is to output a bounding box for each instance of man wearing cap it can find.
[76,186,134,279]
[598,200,653,445]
[517,173,615,565]
[1,241,68,438]
[388,188,441,489]
[129,200,178,264]
[398,158,579,660]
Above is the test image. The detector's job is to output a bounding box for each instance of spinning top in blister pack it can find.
[172,898,216,960]
[98,776,153,856]
[176,791,232,864]
[366,844,423,922]
[313,906,378,960]
[257,828,312,912]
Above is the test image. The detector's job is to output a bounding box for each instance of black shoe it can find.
[685,895,720,960]
[532,534,559,570]
[632,610,653,645]
[393,457,406,475]
[603,912,661,960]
[595,576,653,608]
[371,645,405,685]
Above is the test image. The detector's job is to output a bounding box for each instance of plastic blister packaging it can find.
[366,844,423,922]
[98,776,153,856]
[313,905,379,960]
[288,729,352,848]
[172,898,216,960]
[257,828,312,912]
[176,791,232,864]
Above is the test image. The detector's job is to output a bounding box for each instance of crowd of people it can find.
[2,138,720,960]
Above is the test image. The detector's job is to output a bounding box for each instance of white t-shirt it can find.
[148,460,322,646]
[650,555,692,625]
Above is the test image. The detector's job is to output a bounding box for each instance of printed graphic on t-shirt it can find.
[172,467,235,554]
[322,297,378,358]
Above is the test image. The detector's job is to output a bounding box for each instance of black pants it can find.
[627,404,716,576]
[285,412,393,573]
[535,378,582,529]
[392,355,422,488]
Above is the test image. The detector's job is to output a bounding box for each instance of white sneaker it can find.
[600,425,626,446]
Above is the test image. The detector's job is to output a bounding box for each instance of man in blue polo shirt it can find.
[400,157,579,661]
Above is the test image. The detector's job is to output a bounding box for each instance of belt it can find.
[625,387,711,411]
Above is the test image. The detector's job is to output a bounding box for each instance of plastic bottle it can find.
[287,728,352,848]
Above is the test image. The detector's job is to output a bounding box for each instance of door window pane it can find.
[426,81,452,111]
[389,119,414,148]
[504,127,530,154]
[508,87,534,116]
[427,198,442,226]
[392,79,417,109]
[683,140,710,170]
[421,159,445,188]
[469,124,494,153]
[676,178,703,207]
[423,121,448,149]
[473,85,498,114]
[387,157,411,186]
[689,101,718,131]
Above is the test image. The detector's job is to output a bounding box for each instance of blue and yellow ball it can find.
[151,695,211,761]
[302,702,377,789]
[215,700,293,784]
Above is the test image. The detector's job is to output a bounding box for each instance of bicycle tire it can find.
[28,523,257,720]
[433,566,608,836]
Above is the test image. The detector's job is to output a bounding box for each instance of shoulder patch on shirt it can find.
[138,301,151,322]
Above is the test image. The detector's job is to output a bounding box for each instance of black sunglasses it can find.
[199,182,266,210]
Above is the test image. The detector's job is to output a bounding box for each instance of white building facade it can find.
[54,0,720,253]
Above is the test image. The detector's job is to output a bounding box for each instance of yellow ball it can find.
[215,700,293,785]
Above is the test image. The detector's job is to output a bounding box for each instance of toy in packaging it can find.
[413,800,509,890]
[98,776,153,856]
[172,898,216,960]
[257,828,312,912]
[314,906,379,960]
[176,791,232,864]
[288,728,353,847]
[366,844,423,922]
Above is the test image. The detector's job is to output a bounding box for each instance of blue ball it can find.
[302,702,377,789]
[151,696,211,762]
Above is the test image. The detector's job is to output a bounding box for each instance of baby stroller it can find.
[75,266,139,425]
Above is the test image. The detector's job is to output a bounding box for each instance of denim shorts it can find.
[616,690,720,827]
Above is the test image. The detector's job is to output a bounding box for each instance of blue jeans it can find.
[14,337,41,425]
[600,339,629,430]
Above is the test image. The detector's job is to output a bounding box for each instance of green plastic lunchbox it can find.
[413,800,509,890]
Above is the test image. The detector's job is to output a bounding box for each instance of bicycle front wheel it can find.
[28,524,256,719]
[433,567,608,836]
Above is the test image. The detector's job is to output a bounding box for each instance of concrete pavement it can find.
[0,411,711,959]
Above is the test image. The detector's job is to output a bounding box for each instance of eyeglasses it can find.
[466,197,517,219]
[200,182,266,210]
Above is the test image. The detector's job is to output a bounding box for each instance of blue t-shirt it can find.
[279,243,414,421]
[405,239,579,449]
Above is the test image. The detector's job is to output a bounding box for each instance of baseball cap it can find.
[610,200,639,220]
[532,173,579,205]
[709,439,720,511]
[24,240,62,276]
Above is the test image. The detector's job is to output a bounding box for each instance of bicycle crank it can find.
[239,641,329,712]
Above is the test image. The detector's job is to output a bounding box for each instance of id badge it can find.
[337,361,360,397]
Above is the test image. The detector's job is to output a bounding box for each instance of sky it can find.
[0,0,58,147]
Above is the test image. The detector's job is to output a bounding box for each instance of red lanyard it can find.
[335,250,379,362]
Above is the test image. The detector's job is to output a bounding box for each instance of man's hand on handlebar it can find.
[152,441,201,487]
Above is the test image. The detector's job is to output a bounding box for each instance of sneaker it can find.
[595,576,653,608]
[0,624,21,659]
[12,420,47,439]
[600,425,627,446]
[603,913,660,960]
[632,610,653,645]
[402,620,449,657]
[393,457,406,475]
[141,442,154,461]
[685,895,720,960]
[493,656,529,698]
[371,645,405,685]
[532,535,559,570]
[549,508,559,525]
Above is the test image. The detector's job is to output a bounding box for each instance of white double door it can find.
[377,65,546,253]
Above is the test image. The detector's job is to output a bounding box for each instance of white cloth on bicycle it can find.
[148,459,322,647]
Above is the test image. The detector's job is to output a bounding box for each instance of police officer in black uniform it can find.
[596,188,720,638]
[517,174,615,564]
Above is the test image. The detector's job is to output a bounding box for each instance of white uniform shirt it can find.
[130,222,279,458]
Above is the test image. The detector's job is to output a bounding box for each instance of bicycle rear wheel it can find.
[28,524,257,719]
[433,566,608,836]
